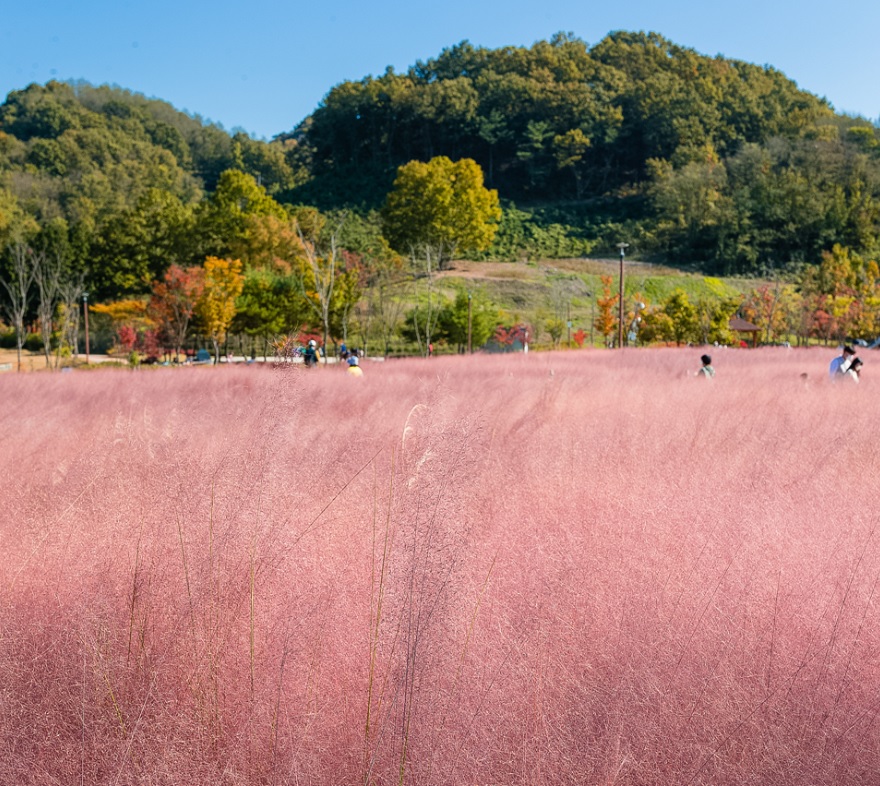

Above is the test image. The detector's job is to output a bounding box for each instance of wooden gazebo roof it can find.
[729,317,759,346]
[729,317,759,332]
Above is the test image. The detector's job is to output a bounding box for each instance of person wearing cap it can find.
[346,354,363,378]
[697,354,715,378]
[829,345,855,380]
[303,339,321,368]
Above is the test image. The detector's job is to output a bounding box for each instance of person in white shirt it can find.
[829,345,855,380]
[697,354,715,378]
[844,356,863,383]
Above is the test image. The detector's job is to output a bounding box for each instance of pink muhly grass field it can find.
[1,347,878,785]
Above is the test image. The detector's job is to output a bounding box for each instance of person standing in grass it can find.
[346,355,363,378]
[697,354,715,378]
[829,345,855,380]
[844,356,863,383]
[303,339,321,368]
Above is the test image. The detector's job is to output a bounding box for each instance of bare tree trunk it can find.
[34,249,64,369]
[1,240,38,372]
[296,215,346,364]
[412,244,442,356]
[55,273,85,368]
[366,266,410,359]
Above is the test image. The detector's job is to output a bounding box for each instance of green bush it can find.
[0,328,17,349]
[23,333,44,353]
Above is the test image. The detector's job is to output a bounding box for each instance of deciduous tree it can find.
[0,239,37,371]
[382,156,501,268]
[196,257,244,363]
[662,289,700,346]
[594,275,619,348]
[148,264,205,360]
[295,215,346,357]
[358,238,408,358]
[437,289,500,352]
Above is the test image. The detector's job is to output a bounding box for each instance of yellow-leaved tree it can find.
[594,275,619,348]
[382,156,501,269]
[197,257,245,363]
[382,156,500,355]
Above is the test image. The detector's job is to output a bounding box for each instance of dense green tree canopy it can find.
[278,31,880,275]
[295,32,833,205]
[382,156,501,263]
[0,81,296,299]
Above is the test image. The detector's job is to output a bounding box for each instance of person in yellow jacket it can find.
[346,355,364,378]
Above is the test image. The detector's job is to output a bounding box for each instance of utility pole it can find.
[83,292,90,365]
[585,292,594,347]
[617,243,629,349]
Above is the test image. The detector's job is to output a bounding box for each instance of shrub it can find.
[0,326,16,349]
[23,332,43,352]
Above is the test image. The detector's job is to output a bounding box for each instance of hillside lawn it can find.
[434,257,764,338]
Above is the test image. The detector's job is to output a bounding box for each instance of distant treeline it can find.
[2,30,880,302]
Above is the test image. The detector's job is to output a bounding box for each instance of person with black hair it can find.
[697,354,715,378]
[829,345,855,380]
[844,356,863,383]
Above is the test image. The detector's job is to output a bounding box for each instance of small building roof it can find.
[729,317,759,332]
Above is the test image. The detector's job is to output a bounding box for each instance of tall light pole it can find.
[467,291,473,354]
[616,243,629,349]
[83,292,90,365]
[629,301,645,346]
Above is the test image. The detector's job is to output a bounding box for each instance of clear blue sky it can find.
[2,0,878,140]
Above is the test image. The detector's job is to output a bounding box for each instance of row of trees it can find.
[585,244,880,349]
[3,44,880,346]
[1,155,505,364]
[8,235,877,371]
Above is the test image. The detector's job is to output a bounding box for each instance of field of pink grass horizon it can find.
[2,346,879,785]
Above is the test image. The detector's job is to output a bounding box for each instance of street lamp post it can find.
[467,291,473,354]
[616,243,629,348]
[83,292,90,365]
[629,302,646,346]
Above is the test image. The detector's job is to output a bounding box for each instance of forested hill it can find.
[287,31,880,274]
[2,31,880,289]
[291,31,832,203]
[0,80,303,297]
